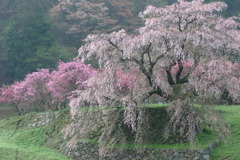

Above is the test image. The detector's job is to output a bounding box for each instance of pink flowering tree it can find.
[47,60,96,109]
[0,81,34,115]
[21,69,52,112]
[0,84,22,115]
[70,0,240,143]
[0,61,96,114]
[23,62,96,111]
[0,69,52,114]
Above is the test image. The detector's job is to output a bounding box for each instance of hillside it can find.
[0,105,240,159]
[0,106,70,160]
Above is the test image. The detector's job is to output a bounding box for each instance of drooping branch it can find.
[178,16,197,31]
[146,45,152,64]
[108,39,124,54]
[133,57,153,86]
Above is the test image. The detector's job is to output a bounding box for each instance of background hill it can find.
[0,0,239,85]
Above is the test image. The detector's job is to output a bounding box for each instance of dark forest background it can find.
[0,0,239,85]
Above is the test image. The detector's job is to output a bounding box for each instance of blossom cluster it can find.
[0,60,96,114]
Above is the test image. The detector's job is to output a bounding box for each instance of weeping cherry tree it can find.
[70,0,240,144]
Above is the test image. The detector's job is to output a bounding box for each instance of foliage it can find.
[0,84,23,115]
[1,0,74,81]
[72,0,240,144]
[49,0,119,48]
[4,1,53,80]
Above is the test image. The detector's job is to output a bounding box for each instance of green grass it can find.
[78,106,115,112]
[0,104,240,160]
[143,103,168,108]
[78,103,169,112]
[210,105,240,160]
[0,115,71,160]
[113,129,218,150]
[78,139,98,143]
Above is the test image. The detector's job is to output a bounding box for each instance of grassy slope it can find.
[0,105,240,159]
[0,113,71,160]
[210,105,240,160]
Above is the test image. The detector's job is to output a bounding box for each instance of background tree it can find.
[0,81,30,115]
[49,0,119,48]
[71,0,240,144]
[2,0,74,81]
[0,60,96,114]
[0,69,52,115]
[47,60,96,109]
[4,6,52,79]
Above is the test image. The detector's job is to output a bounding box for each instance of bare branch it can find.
[184,18,197,30]
[166,69,175,85]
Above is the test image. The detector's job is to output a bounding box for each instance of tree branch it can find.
[108,39,124,54]
[166,69,175,85]
[176,59,183,84]
[108,39,165,99]
[178,17,183,31]
[184,17,197,30]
